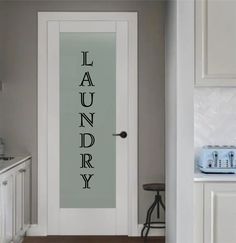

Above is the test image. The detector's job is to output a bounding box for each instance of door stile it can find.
[47,21,60,234]
[115,21,128,235]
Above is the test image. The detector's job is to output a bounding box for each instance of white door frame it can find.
[29,12,138,236]
[165,1,194,243]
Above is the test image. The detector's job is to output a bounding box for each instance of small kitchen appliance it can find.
[198,145,236,174]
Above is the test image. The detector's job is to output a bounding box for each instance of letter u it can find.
[80,92,95,107]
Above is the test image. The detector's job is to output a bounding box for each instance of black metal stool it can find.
[141,183,165,239]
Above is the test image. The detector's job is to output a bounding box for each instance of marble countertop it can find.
[0,155,31,175]
[194,167,236,182]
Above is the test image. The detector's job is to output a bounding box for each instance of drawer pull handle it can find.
[2,181,7,186]
[19,169,26,173]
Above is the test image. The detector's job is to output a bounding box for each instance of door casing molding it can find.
[28,12,138,236]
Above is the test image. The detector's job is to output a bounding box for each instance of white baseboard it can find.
[137,224,165,237]
[26,224,47,236]
[27,224,165,237]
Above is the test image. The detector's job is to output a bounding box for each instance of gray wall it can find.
[0,0,165,224]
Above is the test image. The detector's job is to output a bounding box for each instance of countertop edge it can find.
[194,167,236,182]
[0,155,32,175]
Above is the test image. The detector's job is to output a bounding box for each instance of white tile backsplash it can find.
[194,88,236,159]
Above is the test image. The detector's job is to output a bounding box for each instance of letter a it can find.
[79,72,94,87]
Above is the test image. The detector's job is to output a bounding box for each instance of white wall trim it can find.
[28,224,165,237]
[29,12,138,237]
[165,0,194,243]
[176,0,194,242]
[26,225,44,236]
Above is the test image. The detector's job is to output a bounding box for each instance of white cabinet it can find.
[1,174,14,243]
[195,0,236,86]
[14,162,31,242]
[194,182,236,243]
[23,163,31,231]
[15,168,24,240]
[0,159,31,243]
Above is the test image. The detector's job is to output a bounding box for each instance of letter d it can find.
[80,133,95,148]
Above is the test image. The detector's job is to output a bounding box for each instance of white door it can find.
[44,13,137,235]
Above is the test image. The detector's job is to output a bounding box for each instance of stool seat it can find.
[143,183,165,192]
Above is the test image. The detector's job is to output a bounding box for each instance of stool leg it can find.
[157,192,160,219]
[141,196,158,238]
[159,196,165,211]
[144,196,158,239]
[141,198,156,237]
[141,224,146,238]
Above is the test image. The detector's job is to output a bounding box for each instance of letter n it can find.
[79,113,95,127]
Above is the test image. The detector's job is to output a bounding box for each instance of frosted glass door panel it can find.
[60,33,116,208]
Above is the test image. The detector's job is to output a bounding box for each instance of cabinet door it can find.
[0,183,4,243]
[15,168,24,237]
[204,183,236,243]
[15,161,31,238]
[1,175,14,243]
[196,0,236,86]
[194,183,204,243]
[23,162,31,230]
